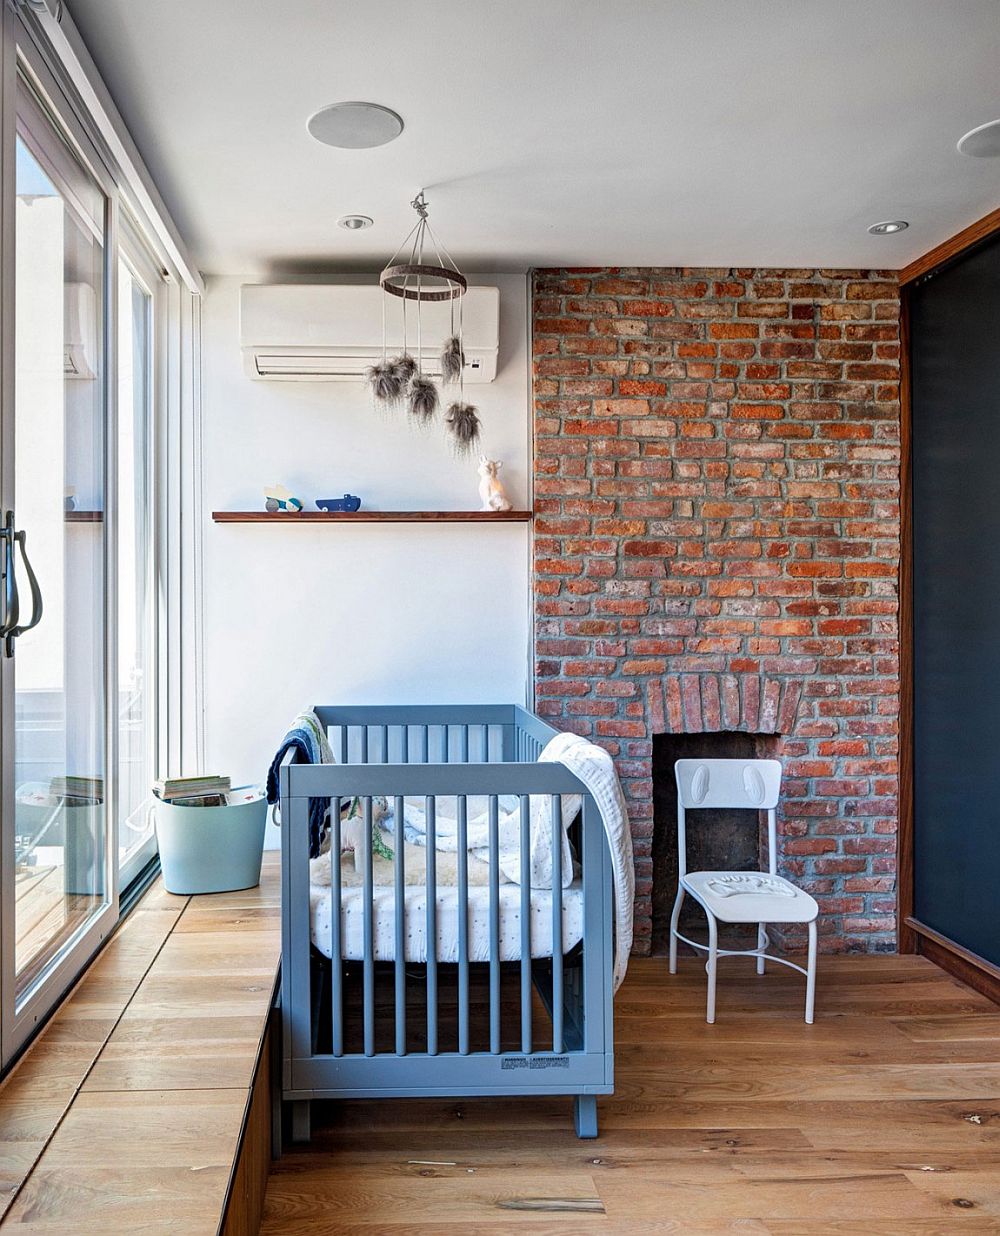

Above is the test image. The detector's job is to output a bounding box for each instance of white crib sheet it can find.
[310,880,585,963]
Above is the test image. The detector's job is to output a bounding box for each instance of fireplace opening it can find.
[651,731,780,954]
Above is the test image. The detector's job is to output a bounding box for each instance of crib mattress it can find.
[310,880,585,963]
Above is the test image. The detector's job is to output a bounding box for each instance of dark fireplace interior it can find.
[651,731,779,954]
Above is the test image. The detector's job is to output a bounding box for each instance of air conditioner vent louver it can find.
[239,284,499,383]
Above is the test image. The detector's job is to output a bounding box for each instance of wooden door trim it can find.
[900,204,1000,286]
[906,917,1000,1006]
[897,292,915,953]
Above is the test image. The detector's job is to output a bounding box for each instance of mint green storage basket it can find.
[154,789,267,895]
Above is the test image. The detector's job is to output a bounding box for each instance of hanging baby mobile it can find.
[367,191,481,455]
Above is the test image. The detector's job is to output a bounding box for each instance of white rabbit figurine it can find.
[478,457,512,512]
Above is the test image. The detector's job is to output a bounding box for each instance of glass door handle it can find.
[1,511,43,657]
[1,512,19,641]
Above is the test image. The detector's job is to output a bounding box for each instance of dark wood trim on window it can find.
[900,204,1000,286]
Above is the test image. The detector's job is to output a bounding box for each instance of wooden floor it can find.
[262,953,1000,1234]
[0,853,281,1232]
[14,863,94,981]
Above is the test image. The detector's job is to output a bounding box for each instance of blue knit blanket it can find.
[266,711,333,859]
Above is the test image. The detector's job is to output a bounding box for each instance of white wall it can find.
[200,273,531,806]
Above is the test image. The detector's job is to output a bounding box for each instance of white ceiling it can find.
[67,0,1000,276]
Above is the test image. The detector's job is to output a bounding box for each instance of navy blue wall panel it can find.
[910,231,1000,963]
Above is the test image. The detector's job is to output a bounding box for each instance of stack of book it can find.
[153,775,231,808]
[49,775,104,805]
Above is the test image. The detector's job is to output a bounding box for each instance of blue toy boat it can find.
[316,495,362,512]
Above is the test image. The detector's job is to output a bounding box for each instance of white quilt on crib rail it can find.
[539,732,634,990]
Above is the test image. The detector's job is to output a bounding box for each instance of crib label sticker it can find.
[501,1055,570,1070]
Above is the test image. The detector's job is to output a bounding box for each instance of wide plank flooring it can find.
[0,854,280,1232]
[262,954,1000,1234]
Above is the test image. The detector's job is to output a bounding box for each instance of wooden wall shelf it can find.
[212,510,532,524]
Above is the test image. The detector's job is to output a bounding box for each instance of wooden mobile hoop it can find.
[370,191,481,454]
[379,191,467,300]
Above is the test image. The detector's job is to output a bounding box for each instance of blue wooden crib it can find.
[278,704,614,1140]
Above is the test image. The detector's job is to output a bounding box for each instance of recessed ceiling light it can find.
[868,220,909,235]
[307,102,404,149]
[338,215,373,230]
[957,118,1000,157]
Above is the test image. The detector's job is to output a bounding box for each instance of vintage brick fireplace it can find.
[532,267,901,954]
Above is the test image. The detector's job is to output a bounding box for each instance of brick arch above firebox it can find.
[645,673,803,737]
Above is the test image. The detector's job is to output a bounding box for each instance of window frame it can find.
[116,213,164,892]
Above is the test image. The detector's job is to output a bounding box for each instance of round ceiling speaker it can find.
[957,118,1000,157]
[307,102,404,149]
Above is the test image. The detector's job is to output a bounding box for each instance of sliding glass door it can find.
[0,52,119,1061]
[9,98,112,991]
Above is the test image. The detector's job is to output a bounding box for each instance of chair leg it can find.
[706,911,719,1024]
[805,919,817,1024]
[668,885,685,974]
[756,923,767,975]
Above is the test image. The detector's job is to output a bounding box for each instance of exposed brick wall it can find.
[532,268,901,954]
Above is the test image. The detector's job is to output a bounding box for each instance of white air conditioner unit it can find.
[239,283,499,382]
[64,282,97,380]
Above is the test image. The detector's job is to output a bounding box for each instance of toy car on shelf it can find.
[315,495,362,512]
[264,485,303,513]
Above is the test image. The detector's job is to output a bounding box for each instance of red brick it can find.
[531,266,901,957]
[536,316,590,334]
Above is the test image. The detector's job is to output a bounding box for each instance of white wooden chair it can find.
[669,758,818,1024]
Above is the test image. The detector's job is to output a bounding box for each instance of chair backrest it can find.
[673,758,783,878]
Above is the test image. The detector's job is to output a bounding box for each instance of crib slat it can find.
[390,795,405,1048]
[459,725,469,764]
[457,795,469,1055]
[339,726,348,765]
[379,724,388,763]
[419,726,428,764]
[331,798,343,1057]
[519,792,531,1054]
[362,796,375,1057]
[400,725,409,764]
[441,725,450,763]
[551,793,564,1054]
[360,726,369,765]
[488,794,501,1054]
[580,794,604,1054]
[425,795,438,1055]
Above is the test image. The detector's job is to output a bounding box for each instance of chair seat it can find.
[681,871,818,924]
